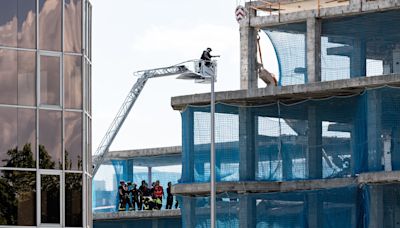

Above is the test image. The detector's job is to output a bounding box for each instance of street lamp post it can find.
[210,68,216,228]
[177,59,217,228]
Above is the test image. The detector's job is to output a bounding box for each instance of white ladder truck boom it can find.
[92,64,191,176]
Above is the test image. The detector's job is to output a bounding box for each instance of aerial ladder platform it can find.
[92,60,217,176]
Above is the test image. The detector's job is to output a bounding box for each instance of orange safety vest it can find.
[154,186,163,198]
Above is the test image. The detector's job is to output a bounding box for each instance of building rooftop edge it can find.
[246,0,400,28]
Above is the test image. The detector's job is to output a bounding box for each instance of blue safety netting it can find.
[264,22,307,86]
[92,160,181,213]
[179,183,400,228]
[181,86,400,183]
[264,11,400,85]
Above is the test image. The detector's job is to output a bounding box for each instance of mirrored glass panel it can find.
[0,170,36,226]
[65,173,82,227]
[18,51,36,105]
[40,55,60,106]
[0,108,36,168]
[39,110,62,169]
[65,55,82,109]
[0,0,17,47]
[0,107,17,167]
[40,174,60,224]
[65,111,82,170]
[0,0,36,48]
[17,108,36,168]
[0,49,17,104]
[39,0,61,51]
[64,0,82,53]
[18,0,36,48]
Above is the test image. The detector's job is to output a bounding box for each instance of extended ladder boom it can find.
[92,65,190,176]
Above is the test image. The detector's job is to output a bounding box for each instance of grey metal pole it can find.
[210,74,216,228]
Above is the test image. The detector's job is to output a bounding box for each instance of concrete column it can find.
[182,109,195,182]
[306,192,323,228]
[307,17,322,83]
[239,108,256,181]
[152,219,159,228]
[351,95,368,174]
[282,143,293,180]
[127,159,134,182]
[182,197,196,228]
[350,39,366,78]
[307,106,322,179]
[367,91,382,171]
[368,185,383,228]
[239,194,256,228]
[240,5,257,92]
[148,167,152,185]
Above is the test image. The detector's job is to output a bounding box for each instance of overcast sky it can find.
[92,0,278,153]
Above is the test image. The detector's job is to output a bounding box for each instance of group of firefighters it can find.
[118,179,178,211]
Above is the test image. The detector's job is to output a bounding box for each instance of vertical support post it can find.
[350,39,366,78]
[307,192,323,228]
[182,197,196,228]
[368,185,383,228]
[352,94,368,174]
[127,159,134,182]
[240,4,258,92]
[210,74,216,228]
[239,108,256,181]
[152,219,159,228]
[367,91,382,171]
[307,106,322,179]
[307,17,322,83]
[239,194,256,228]
[182,108,195,182]
[148,167,152,185]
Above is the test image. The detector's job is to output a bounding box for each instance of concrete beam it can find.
[172,178,356,195]
[249,0,400,28]
[172,171,400,196]
[107,146,182,159]
[93,209,181,221]
[171,74,400,111]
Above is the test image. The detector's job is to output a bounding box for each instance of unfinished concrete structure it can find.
[172,0,400,227]
[92,146,182,227]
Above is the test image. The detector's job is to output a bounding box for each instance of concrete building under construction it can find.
[171,0,400,227]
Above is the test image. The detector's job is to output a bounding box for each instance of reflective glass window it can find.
[39,0,61,51]
[65,173,82,227]
[17,108,36,168]
[0,171,36,226]
[0,0,36,48]
[41,174,60,224]
[40,55,60,106]
[18,51,36,105]
[39,110,62,169]
[0,108,36,168]
[64,0,82,53]
[65,55,82,109]
[18,0,36,48]
[0,107,17,167]
[65,112,82,170]
[0,0,17,47]
[0,49,17,104]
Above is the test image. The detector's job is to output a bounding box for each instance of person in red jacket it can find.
[153,180,164,210]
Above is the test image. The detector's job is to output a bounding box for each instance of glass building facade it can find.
[0,0,92,227]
